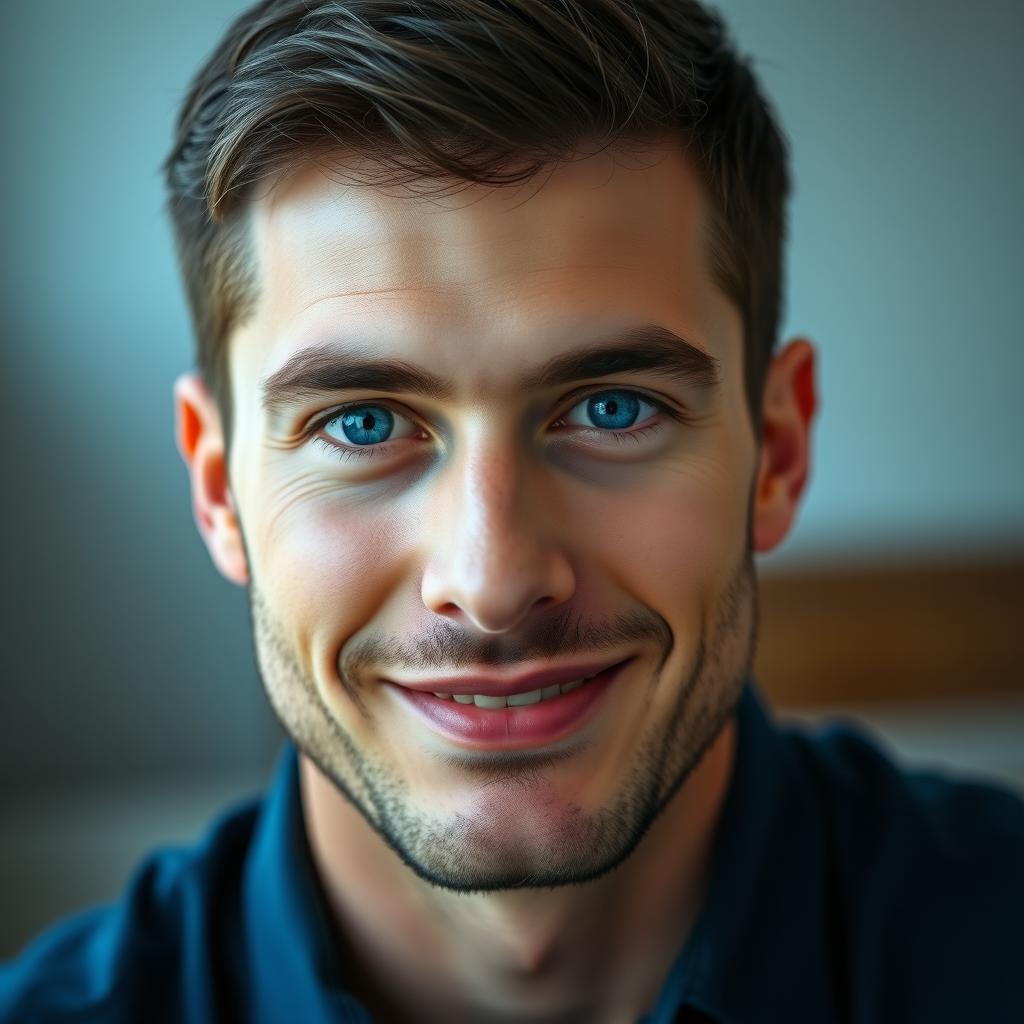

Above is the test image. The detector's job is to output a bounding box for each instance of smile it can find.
[386,660,631,751]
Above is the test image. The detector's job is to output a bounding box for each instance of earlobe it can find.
[173,373,249,586]
[752,338,817,554]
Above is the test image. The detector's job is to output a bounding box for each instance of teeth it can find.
[507,688,542,706]
[431,675,595,707]
[472,694,507,709]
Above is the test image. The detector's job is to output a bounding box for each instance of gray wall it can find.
[0,2,283,788]
[1,0,1021,790]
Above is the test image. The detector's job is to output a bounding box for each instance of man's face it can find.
[223,140,761,892]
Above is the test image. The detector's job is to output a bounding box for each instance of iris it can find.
[335,406,394,445]
[586,390,641,429]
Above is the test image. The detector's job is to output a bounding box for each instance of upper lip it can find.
[386,657,630,697]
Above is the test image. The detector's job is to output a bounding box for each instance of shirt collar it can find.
[241,681,838,1024]
[242,744,369,1024]
[644,681,840,1024]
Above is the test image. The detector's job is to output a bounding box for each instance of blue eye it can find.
[322,404,417,447]
[312,388,675,464]
[563,389,662,431]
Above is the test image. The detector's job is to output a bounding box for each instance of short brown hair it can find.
[164,0,790,445]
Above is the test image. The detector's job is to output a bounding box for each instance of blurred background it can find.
[1,0,1021,957]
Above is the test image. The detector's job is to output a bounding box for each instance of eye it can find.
[313,402,420,460]
[558,389,667,433]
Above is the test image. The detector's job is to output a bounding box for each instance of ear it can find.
[752,338,817,553]
[174,373,249,586]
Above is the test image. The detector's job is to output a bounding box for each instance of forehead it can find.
[234,139,739,395]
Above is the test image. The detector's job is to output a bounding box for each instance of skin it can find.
[176,137,815,1023]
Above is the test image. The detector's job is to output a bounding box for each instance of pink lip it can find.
[386,659,631,751]
[386,657,625,698]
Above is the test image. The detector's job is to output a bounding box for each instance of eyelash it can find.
[308,389,687,464]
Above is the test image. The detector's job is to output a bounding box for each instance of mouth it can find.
[384,658,632,752]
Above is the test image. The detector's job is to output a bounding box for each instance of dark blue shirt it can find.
[3,682,1023,1022]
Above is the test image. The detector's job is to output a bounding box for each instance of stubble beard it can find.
[247,547,757,894]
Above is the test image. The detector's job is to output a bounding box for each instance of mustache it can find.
[340,606,673,678]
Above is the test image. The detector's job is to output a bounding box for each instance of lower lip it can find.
[386,660,629,751]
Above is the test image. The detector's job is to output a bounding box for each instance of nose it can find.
[420,439,576,634]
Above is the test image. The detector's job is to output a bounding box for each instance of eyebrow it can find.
[260,323,721,417]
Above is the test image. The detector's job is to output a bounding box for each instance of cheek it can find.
[255,486,405,669]
[581,456,749,615]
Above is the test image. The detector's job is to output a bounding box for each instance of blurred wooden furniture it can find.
[754,559,1024,707]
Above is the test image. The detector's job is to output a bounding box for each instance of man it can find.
[2,1,1022,1021]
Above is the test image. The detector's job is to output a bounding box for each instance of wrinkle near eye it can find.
[260,457,436,541]
[263,473,350,530]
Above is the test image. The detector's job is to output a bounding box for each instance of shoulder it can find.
[788,716,1024,853]
[0,794,261,1023]
[788,717,1024,877]
[785,717,1024,1020]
